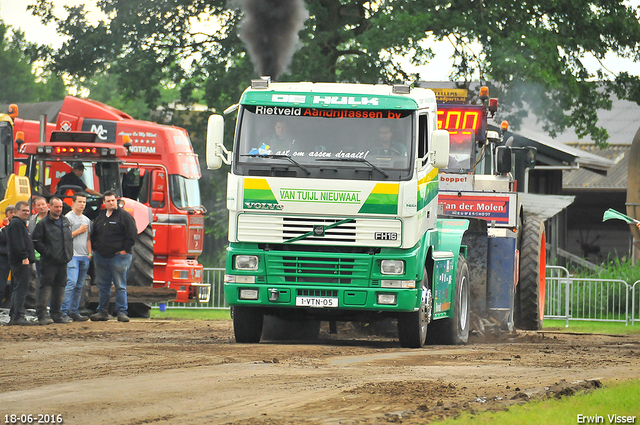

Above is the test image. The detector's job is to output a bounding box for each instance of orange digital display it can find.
[436,105,486,141]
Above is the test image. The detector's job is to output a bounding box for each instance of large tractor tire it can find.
[126,224,154,318]
[427,254,470,345]
[516,216,546,330]
[398,265,432,348]
[261,316,321,341]
[233,306,264,343]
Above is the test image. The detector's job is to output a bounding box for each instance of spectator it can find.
[1,204,14,228]
[90,191,137,323]
[55,162,102,197]
[32,197,74,325]
[28,196,49,285]
[7,201,36,326]
[61,192,91,322]
[0,205,15,307]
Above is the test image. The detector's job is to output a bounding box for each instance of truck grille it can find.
[266,252,371,286]
[297,289,338,297]
[237,214,402,247]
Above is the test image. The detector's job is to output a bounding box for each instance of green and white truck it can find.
[207,81,475,348]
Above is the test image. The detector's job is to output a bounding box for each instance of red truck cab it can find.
[12,96,208,303]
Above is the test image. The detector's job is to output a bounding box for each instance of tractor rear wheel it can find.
[516,216,546,330]
[126,224,154,318]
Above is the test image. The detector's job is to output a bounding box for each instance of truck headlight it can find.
[235,255,259,270]
[239,288,259,300]
[377,293,397,305]
[380,260,405,275]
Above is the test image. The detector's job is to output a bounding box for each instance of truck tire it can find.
[261,316,321,341]
[126,224,154,318]
[516,216,546,330]
[397,265,432,348]
[233,306,264,343]
[427,254,470,345]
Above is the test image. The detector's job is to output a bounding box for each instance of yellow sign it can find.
[429,88,469,104]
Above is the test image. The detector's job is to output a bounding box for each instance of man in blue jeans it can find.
[61,192,92,321]
[90,191,137,322]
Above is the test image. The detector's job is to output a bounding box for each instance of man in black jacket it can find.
[0,205,15,307]
[7,201,37,326]
[90,191,137,322]
[32,197,74,325]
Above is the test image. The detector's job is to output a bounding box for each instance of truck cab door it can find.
[147,168,169,257]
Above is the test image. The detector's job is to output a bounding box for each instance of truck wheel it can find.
[516,216,546,330]
[397,265,432,348]
[233,306,264,343]
[261,316,321,341]
[427,254,470,345]
[127,224,154,318]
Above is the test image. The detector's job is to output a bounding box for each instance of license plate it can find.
[295,296,338,308]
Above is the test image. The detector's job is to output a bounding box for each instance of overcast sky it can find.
[1,0,639,81]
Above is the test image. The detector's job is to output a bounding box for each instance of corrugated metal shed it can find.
[563,144,629,190]
[520,193,576,220]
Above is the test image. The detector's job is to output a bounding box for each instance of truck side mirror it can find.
[206,114,230,169]
[431,130,450,169]
[496,146,512,174]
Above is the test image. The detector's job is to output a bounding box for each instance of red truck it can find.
[11,97,209,305]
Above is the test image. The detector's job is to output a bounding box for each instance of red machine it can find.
[12,97,209,304]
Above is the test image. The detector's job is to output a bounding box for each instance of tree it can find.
[29,0,640,145]
[0,20,65,103]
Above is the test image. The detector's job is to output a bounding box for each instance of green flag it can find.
[602,208,640,224]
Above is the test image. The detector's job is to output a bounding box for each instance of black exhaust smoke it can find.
[234,0,309,81]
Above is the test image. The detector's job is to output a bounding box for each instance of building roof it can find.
[520,193,576,220]
[562,144,629,190]
[1,101,63,122]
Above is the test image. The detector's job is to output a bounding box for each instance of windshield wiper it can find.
[315,157,389,178]
[242,154,311,175]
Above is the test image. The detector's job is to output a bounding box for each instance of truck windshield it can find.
[441,130,476,173]
[234,105,414,180]
[169,175,202,209]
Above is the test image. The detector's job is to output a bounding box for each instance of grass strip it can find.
[150,308,231,321]
[435,379,640,425]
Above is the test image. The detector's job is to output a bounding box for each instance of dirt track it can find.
[1,319,639,425]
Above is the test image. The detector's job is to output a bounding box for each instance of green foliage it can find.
[27,0,640,146]
[436,379,640,425]
[0,20,64,103]
[571,256,640,282]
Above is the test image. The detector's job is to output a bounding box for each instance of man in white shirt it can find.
[60,192,92,321]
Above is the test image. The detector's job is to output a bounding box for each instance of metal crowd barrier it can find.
[154,266,640,326]
[153,268,228,309]
[545,265,638,326]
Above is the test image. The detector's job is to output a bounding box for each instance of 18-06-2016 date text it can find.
[4,414,63,424]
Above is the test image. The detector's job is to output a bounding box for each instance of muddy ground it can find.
[1,318,639,425]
